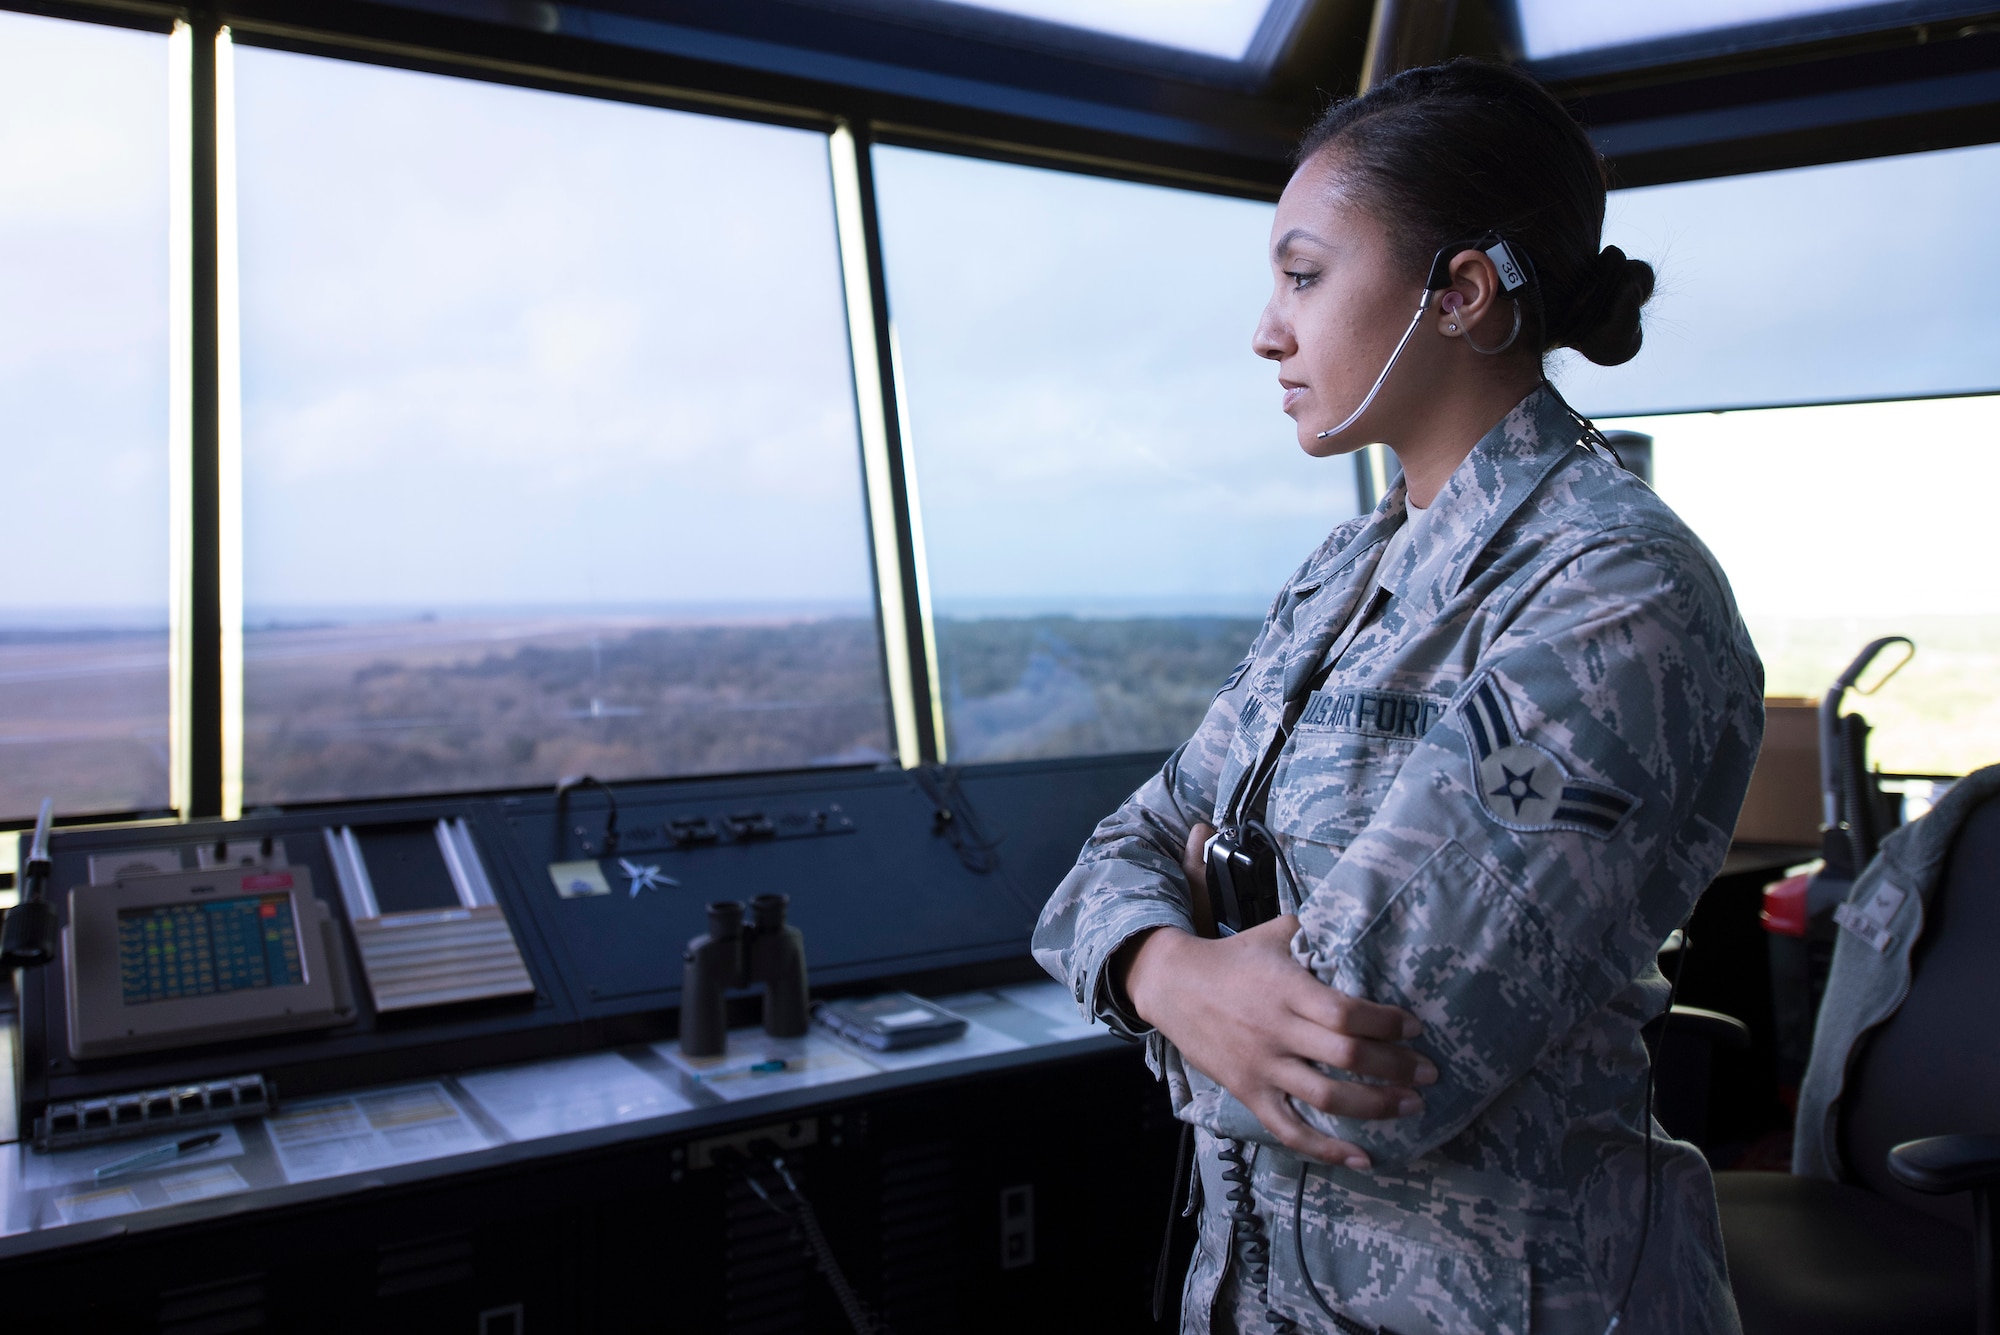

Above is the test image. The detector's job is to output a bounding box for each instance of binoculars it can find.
[680,893,808,1057]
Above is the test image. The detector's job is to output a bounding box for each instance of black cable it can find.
[1603,930,1690,1335]
[1542,378,1618,461]
[1288,1170,1381,1335]
[739,1154,889,1335]
[910,764,1002,874]
[1217,1141,1299,1335]
[1153,1122,1196,1322]
[553,774,619,857]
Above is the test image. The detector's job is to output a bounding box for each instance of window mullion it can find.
[175,11,226,821]
[829,120,940,767]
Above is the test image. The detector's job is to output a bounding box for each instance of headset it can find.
[1313,233,1532,443]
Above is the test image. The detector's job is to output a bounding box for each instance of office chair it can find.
[1717,790,2000,1335]
[1644,930,1754,1149]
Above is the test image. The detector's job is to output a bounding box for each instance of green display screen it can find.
[117,893,305,1005]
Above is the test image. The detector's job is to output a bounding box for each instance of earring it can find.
[1445,319,1460,333]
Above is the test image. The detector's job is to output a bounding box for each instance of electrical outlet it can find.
[1000,1183,1034,1269]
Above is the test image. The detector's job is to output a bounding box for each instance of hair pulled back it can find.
[1297,59,1653,367]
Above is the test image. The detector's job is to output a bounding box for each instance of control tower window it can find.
[0,13,172,822]
[233,51,888,806]
[1617,399,2000,780]
[1566,142,2000,779]
[873,148,1362,764]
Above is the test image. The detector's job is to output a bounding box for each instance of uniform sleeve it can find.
[1031,639,1270,1040]
[1288,534,1763,1165]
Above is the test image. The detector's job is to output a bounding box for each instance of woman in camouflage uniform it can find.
[1033,61,1762,1335]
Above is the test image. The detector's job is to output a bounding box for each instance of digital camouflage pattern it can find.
[1034,386,1763,1334]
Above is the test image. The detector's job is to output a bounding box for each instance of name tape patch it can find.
[1834,881,1906,953]
[1298,688,1446,741]
[1460,677,1638,837]
[1238,693,1265,732]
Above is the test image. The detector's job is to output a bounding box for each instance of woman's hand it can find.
[1119,824,1438,1167]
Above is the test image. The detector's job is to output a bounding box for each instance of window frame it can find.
[1497,0,1998,81]
[6,0,2000,833]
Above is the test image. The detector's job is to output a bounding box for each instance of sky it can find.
[0,12,168,620]
[1512,0,1889,60]
[1622,395,2000,619]
[6,12,2000,627]
[232,47,875,615]
[937,0,1274,58]
[873,146,1357,616]
[1554,140,2000,417]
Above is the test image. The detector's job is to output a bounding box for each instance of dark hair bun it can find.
[1296,61,1655,367]
[1557,245,1655,367]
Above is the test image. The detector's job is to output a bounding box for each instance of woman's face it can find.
[1253,153,1425,457]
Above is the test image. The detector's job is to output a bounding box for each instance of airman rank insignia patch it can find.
[1460,677,1638,837]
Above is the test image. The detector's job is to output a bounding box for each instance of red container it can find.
[1761,871,1811,937]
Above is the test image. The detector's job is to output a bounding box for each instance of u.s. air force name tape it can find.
[1459,677,1639,837]
[1297,687,1446,741]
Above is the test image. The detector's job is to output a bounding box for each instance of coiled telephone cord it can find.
[1218,1142,1299,1334]
[739,1154,890,1335]
[1221,1141,1397,1335]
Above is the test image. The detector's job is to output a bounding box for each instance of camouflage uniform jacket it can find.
[1033,387,1762,1335]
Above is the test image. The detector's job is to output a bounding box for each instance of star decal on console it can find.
[618,858,679,897]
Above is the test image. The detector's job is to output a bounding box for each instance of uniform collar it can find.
[1373,384,1583,609]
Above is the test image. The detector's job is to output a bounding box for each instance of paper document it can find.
[158,1162,250,1204]
[459,1051,693,1141]
[47,1183,144,1226]
[266,1082,491,1184]
[655,1032,876,1103]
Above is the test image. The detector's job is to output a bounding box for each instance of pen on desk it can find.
[94,1132,223,1182]
[692,1058,791,1083]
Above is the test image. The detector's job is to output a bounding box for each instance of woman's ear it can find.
[1435,248,1504,340]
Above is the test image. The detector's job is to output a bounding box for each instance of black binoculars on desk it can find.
[680,893,808,1057]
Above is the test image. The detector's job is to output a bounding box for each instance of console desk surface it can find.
[0,981,1118,1262]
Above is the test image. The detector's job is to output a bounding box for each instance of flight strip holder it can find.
[322,819,536,1013]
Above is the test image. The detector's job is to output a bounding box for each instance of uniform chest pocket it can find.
[1267,685,1443,846]
[1267,726,1417,851]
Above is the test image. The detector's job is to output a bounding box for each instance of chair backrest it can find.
[1838,790,2000,1228]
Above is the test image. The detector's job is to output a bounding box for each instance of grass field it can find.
[5,607,1993,823]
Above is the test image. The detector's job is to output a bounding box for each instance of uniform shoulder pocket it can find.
[1311,840,1596,1119]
